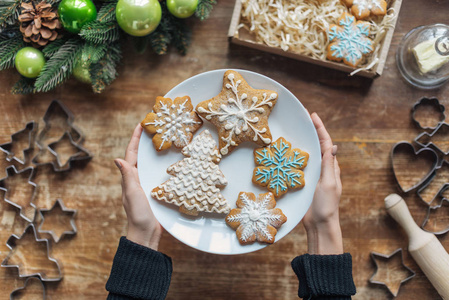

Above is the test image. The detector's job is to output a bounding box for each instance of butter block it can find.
[412,38,449,74]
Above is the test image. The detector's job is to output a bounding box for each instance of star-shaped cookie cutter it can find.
[0,165,38,222]
[1,223,63,282]
[0,121,38,165]
[369,248,415,297]
[38,199,77,243]
[9,276,46,300]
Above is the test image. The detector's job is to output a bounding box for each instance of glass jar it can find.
[397,24,449,89]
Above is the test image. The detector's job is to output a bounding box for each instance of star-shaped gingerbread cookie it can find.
[196,70,278,156]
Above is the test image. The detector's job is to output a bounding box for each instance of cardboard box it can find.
[228,0,402,78]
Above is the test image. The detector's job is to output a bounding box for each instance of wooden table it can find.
[1,0,448,299]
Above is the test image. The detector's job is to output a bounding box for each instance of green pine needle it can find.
[149,4,172,55]
[42,38,67,58]
[11,76,34,94]
[79,21,120,44]
[171,17,190,55]
[0,32,23,70]
[34,39,83,92]
[89,42,121,93]
[81,42,107,64]
[0,0,22,28]
[96,0,118,23]
[195,0,216,21]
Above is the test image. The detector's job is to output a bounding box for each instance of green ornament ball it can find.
[72,62,91,84]
[167,0,198,18]
[15,47,46,79]
[58,0,97,34]
[116,0,161,37]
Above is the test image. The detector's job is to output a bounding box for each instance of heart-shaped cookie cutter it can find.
[411,97,446,130]
[391,142,439,193]
[1,223,62,282]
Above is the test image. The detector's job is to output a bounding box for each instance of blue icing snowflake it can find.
[327,12,373,67]
[253,137,309,197]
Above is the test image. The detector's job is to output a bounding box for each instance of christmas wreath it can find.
[0,0,216,94]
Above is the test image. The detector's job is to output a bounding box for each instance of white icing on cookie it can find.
[352,0,384,16]
[145,98,202,150]
[152,130,230,214]
[197,72,277,155]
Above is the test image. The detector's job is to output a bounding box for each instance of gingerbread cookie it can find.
[327,12,374,68]
[141,96,202,151]
[226,192,287,245]
[151,130,230,216]
[196,70,278,156]
[253,137,309,198]
[343,0,387,20]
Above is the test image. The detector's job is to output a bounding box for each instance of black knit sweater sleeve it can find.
[106,237,173,300]
[291,253,356,300]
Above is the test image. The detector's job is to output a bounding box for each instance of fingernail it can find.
[114,159,122,170]
[332,145,338,156]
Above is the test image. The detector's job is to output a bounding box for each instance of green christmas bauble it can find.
[58,0,97,34]
[116,0,161,37]
[72,62,91,84]
[167,0,198,18]
[15,47,46,78]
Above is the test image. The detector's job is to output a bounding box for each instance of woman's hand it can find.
[114,124,163,250]
[302,113,343,255]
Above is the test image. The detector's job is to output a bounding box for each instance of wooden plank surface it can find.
[1,0,449,299]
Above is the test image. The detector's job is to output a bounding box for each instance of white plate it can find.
[138,69,321,255]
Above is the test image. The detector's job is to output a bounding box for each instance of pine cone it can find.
[19,1,62,47]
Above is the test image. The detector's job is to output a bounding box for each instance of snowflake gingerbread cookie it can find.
[253,137,309,198]
[226,192,287,245]
[343,0,387,20]
[151,130,231,216]
[196,70,278,156]
[327,12,374,68]
[141,96,203,151]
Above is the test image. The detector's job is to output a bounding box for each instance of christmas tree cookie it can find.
[343,0,387,20]
[327,12,374,68]
[196,70,278,156]
[226,192,287,245]
[141,96,203,151]
[253,137,309,198]
[151,130,230,216]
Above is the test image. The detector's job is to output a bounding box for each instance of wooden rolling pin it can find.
[385,193,449,299]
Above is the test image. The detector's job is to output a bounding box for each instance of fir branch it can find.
[148,3,172,55]
[171,17,191,55]
[79,21,120,44]
[42,38,66,58]
[11,76,34,94]
[89,42,121,93]
[0,0,22,27]
[0,32,23,70]
[96,0,118,23]
[34,38,83,92]
[195,0,216,21]
[81,42,107,64]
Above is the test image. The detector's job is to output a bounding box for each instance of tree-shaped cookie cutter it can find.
[0,165,38,222]
[411,97,446,130]
[38,199,77,243]
[1,223,62,282]
[369,248,415,297]
[9,276,46,300]
[0,121,38,165]
[32,100,92,172]
[421,194,449,235]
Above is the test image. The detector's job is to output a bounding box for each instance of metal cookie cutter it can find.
[10,276,46,300]
[421,195,449,235]
[391,142,438,193]
[0,165,38,222]
[415,122,449,155]
[417,160,449,205]
[1,223,62,282]
[0,121,38,165]
[369,248,415,297]
[38,199,77,243]
[411,97,446,130]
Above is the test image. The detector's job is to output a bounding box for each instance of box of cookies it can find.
[228,0,403,78]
